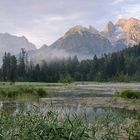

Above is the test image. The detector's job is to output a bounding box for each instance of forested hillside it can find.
[0,44,140,82]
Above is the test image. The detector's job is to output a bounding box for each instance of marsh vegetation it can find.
[0,84,49,99]
[0,82,140,139]
[116,89,140,99]
[0,106,140,140]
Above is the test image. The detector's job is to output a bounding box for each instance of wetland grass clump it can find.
[117,89,140,99]
[0,107,140,140]
[0,86,49,99]
[36,88,48,97]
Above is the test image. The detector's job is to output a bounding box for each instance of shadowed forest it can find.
[1,44,140,83]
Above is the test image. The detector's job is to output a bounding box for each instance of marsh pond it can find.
[0,82,140,139]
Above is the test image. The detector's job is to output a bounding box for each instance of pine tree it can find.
[2,53,11,81]
[18,48,26,80]
[10,55,17,82]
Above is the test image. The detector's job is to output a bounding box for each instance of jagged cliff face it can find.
[103,21,116,34]
[120,18,140,43]
[102,18,140,51]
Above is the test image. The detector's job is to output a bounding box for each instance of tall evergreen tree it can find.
[10,56,17,82]
[18,48,26,80]
[2,53,11,81]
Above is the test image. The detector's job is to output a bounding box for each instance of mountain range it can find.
[29,25,113,62]
[30,17,140,62]
[0,17,140,63]
[102,17,140,50]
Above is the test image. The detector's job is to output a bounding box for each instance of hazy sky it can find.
[0,0,140,48]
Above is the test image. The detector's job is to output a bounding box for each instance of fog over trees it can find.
[1,44,140,83]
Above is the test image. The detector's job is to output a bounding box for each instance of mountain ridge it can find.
[0,17,140,63]
[29,17,140,63]
[102,17,140,49]
[0,33,36,55]
[29,25,113,62]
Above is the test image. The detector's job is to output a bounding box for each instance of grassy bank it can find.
[0,85,50,99]
[116,89,140,99]
[0,107,140,140]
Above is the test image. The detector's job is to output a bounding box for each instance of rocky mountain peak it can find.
[123,18,140,30]
[89,25,94,31]
[102,17,140,49]
[119,18,140,43]
[64,25,88,37]
[48,25,113,58]
[64,25,101,39]
[41,44,48,49]
[103,21,115,34]
[128,17,140,22]
[117,17,140,28]
[117,18,127,27]
[88,25,99,34]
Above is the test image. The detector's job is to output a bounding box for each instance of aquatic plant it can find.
[0,107,139,140]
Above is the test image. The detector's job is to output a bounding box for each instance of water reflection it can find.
[0,100,135,123]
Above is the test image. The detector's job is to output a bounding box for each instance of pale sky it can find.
[0,0,140,48]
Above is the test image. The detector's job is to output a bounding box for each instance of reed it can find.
[0,86,49,99]
[0,107,140,140]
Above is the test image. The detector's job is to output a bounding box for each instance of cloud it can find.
[0,0,139,48]
[112,0,126,5]
[117,4,140,19]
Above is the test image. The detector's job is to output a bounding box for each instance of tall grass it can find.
[0,86,50,99]
[0,107,140,140]
[116,89,140,99]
